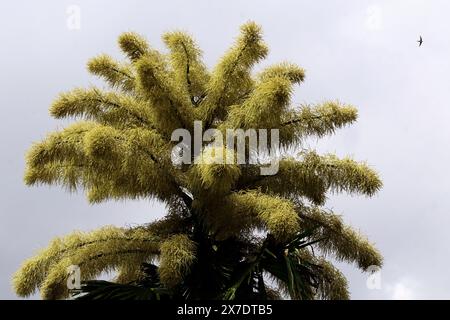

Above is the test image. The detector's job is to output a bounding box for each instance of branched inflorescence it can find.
[14,22,382,300]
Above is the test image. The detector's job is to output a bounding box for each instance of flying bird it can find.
[417,36,423,47]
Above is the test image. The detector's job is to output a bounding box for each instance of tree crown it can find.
[13,22,382,300]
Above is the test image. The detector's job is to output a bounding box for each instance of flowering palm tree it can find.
[13,22,382,300]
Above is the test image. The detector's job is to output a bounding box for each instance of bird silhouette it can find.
[417,36,423,47]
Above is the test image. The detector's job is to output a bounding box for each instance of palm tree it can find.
[13,22,382,300]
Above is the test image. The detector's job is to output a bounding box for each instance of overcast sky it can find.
[1,0,450,299]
